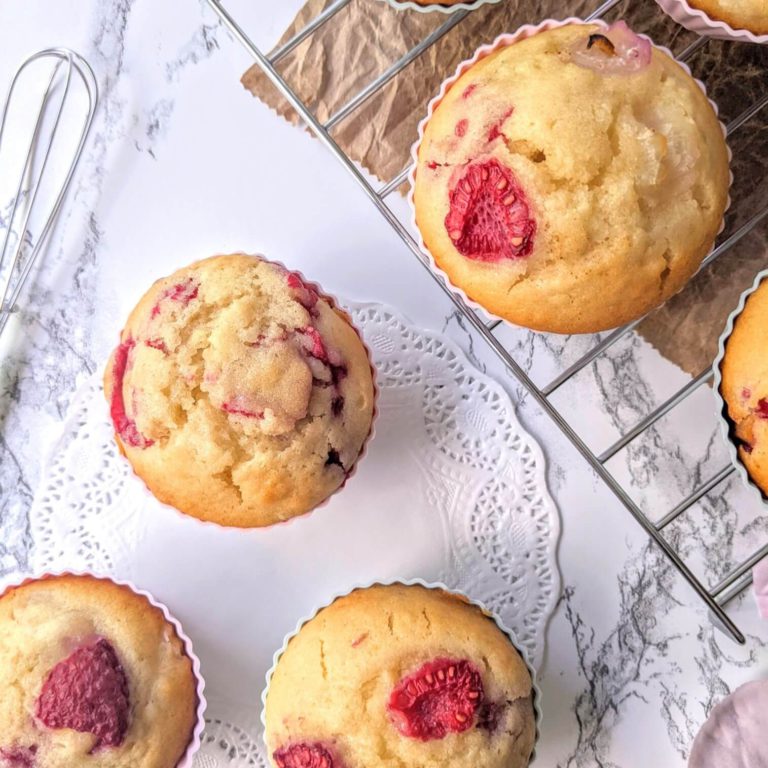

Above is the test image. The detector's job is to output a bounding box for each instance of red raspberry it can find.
[444,160,535,262]
[0,747,37,767]
[150,278,199,318]
[273,742,337,768]
[455,119,468,138]
[297,327,329,362]
[221,400,264,419]
[287,272,320,313]
[109,339,154,449]
[487,107,514,143]
[144,338,168,353]
[756,398,768,419]
[36,638,130,750]
[387,658,484,740]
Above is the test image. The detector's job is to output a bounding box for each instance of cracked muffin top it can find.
[104,253,376,528]
[413,22,730,334]
[687,0,768,35]
[0,574,197,768]
[264,584,536,768]
[720,278,768,495]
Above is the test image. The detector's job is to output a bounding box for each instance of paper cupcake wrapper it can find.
[260,578,542,765]
[0,570,207,768]
[712,268,768,506]
[378,0,503,14]
[655,0,768,44]
[110,252,379,532]
[407,17,733,330]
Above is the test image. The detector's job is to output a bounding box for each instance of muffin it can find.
[719,277,768,494]
[264,583,536,768]
[0,574,199,768]
[413,21,730,334]
[684,0,768,34]
[104,254,376,528]
[688,680,768,767]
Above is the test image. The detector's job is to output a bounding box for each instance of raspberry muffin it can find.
[104,254,376,528]
[719,277,768,494]
[685,0,768,34]
[688,680,768,767]
[0,574,199,768]
[413,21,730,334]
[264,583,536,768]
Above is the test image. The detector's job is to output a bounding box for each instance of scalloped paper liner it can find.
[407,18,734,330]
[109,252,379,532]
[378,0,503,15]
[260,578,542,765]
[655,0,768,44]
[712,268,768,507]
[0,570,206,768]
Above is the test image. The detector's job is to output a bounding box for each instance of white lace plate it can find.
[26,301,560,767]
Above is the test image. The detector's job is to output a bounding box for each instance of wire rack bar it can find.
[717,573,753,606]
[597,368,713,464]
[378,166,410,197]
[208,0,768,644]
[656,464,736,530]
[586,0,623,21]
[712,542,768,596]
[677,35,709,62]
[269,0,353,64]
[325,11,469,130]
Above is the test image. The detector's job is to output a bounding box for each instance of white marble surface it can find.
[1,1,767,766]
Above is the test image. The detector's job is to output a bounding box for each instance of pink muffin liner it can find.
[378,0,503,15]
[0,570,206,768]
[408,18,733,331]
[261,578,542,765]
[108,252,379,532]
[655,0,768,44]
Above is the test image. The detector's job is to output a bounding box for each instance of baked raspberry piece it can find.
[274,742,338,768]
[36,638,130,749]
[0,747,37,768]
[287,272,320,313]
[445,160,535,262]
[387,658,484,740]
[109,339,154,449]
[150,277,199,318]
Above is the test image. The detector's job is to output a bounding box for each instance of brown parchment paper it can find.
[242,0,768,376]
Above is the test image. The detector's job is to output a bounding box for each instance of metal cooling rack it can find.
[207,0,768,644]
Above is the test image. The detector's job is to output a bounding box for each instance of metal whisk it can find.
[0,48,98,340]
